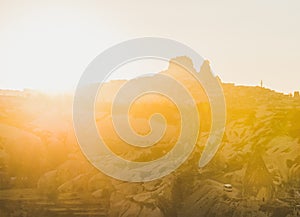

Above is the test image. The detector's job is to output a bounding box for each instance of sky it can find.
[0,0,299,93]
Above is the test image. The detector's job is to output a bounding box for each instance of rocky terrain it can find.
[0,58,300,217]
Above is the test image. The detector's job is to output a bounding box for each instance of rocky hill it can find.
[0,58,299,217]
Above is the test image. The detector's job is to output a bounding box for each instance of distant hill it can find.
[0,57,299,217]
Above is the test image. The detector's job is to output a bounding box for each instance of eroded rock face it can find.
[33,101,300,217]
[107,174,176,217]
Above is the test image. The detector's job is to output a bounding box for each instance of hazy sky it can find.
[0,0,299,93]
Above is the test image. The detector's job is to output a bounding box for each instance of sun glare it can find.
[0,4,116,93]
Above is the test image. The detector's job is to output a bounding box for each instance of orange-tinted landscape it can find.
[0,58,300,217]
